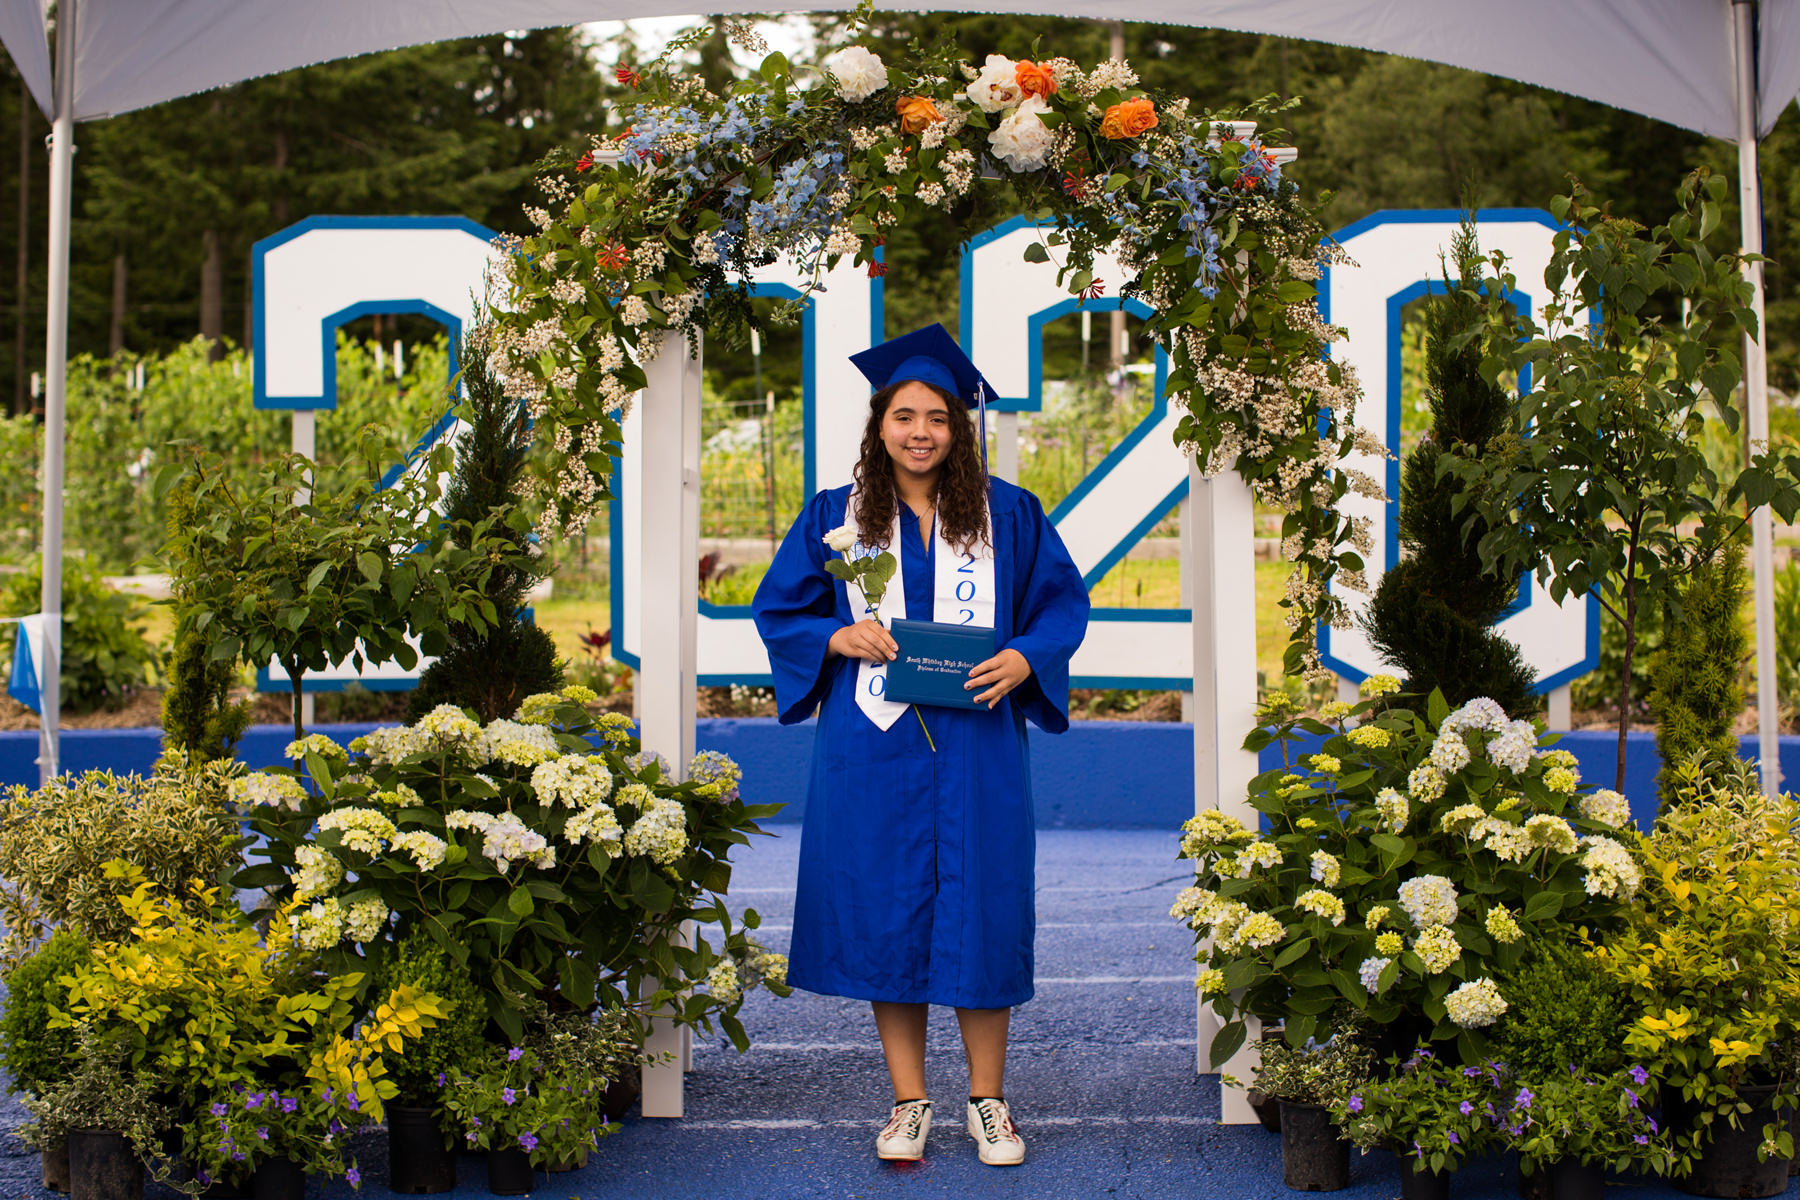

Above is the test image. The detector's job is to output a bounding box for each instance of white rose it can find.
[964,54,1022,113]
[822,524,858,552]
[826,46,888,103]
[988,96,1054,172]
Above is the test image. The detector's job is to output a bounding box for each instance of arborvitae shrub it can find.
[1650,539,1747,811]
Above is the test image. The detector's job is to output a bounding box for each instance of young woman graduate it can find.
[751,324,1090,1167]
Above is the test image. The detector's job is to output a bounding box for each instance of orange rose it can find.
[1100,97,1159,140]
[895,94,942,134]
[1014,60,1056,100]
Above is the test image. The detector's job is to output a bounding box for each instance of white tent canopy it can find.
[0,0,1796,137]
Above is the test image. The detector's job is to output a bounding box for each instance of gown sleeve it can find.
[999,485,1090,735]
[752,489,849,725]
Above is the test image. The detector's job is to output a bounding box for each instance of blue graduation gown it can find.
[751,478,1090,1008]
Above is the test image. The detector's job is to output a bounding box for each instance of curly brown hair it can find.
[851,381,991,554]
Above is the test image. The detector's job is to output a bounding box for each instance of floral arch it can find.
[489,23,1379,677]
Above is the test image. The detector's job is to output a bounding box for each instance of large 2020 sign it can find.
[248,211,1594,693]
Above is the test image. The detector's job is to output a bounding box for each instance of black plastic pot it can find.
[1549,1158,1605,1200]
[199,1172,251,1200]
[1278,1101,1350,1191]
[1517,1162,1551,1200]
[1789,1106,1799,1177]
[387,1106,456,1194]
[68,1129,142,1200]
[1670,1084,1791,1198]
[1247,1089,1283,1133]
[485,1149,535,1196]
[601,1068,641,1123]
[251,1157,304,1200]
[43,1145,71,1193]
[545,1148,588,1174]
[1399,1158,1450,1200]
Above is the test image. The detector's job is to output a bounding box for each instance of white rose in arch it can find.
[826,46,889,102]
[965,53,1023,113]
[988,95,1054,172]
[822,524,858,552]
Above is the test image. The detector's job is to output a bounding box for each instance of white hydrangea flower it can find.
[515,692,568,726]
[826,46,889,102]
[417,705,482,745]
[593,712,636,747]
[1375,788,1408,834]
[353,725,432,766]
[1374,931,1405,955]
[1297,889,1346,926]
[1579,789,1631,828]
[291,845,343,900]
[706,959,742,1005]
[1429,733,1472,773]
[344,897,390,944]
[230,773,309,812]
[285,734,347,763]
[987,95,1055,172]
[1485,905,1523,944]
[1195,967,1226,996]
[1358,955,1393,994]
[1170,886,1217,924]
[1543,765,1580,794]
[532,754,614,809]
[1350,725,1391,750]
[1473,817,1533,863]
[964,53,1023,112]
[1489,720,1539,774]
[1445,977,1508,1028]
[1412,925,1462,974]
[469,811,556,873]
[1224,911,1285,951]
[1581,835,1642,900]
[316,807,397,856]
[623,794,689,865]
[1229,840,1282,878]
[373,783,423,809]
[1181,809,1252,857]
[1538,748,1578,770]
[289,898,345,950]
[1359,675,1401,698]
[389,830,449,871]
[1439,803,1486,835]
[1310,851,1341,887]
[475,719,561,767]
[1524,813,1579,854]
[1408,763,1447,803]
[564,801,624,850]
[1397,875,1458,928]
[1441,698,1508,734]
[1365,904,1392,931]
[688,751,743,803]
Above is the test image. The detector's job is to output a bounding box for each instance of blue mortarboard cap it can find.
[849,324,993,411]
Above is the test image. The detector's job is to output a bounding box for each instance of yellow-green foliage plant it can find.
[52,866,446,1187]
[1587,765,1800,1175]
[0,759,242,966]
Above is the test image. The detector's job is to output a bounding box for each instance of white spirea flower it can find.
[823,524,858,552]
[1310,851,1341,887]
[619,295,651,327]
[623,794,689,865]
[285,734,347,763]
[388,830,449,871]
[290,898,345,950]
[1358,955,1393,994]
[987,95,1054,171]
[1581,835,1642,900]
[707,959,742,1005]
[826,46,889,102]
[1375,788,1408,834]
[1397,875,1459,928]
[291,845,343,900]
[1580,789,1631,828]
[1413,925,1462,974]
[964,53,1023,112]
[231,773,309,812]
[1445,977,1508,1028]
[317,807,397,856]
[532,754,614,809]
[344,897,390,944]
[1297,889,1345,926]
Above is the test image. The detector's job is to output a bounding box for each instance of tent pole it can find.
[1733,0,1779,797]
[37,0,75,785]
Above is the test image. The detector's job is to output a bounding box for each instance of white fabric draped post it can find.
[36,0,73,784]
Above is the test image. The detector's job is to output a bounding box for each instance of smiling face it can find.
[880,380,955,486]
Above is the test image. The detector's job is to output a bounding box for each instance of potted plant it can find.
[1,929,91,1190]
[1241,1022,1372,1191]
[1182,682,1640,1073]
[442,1045,572,1195]
[1510,1067,1673,1200]
[20,1024,175,1200]
[1587,770,1800,1198]
[1334,1049,1510,1200]
[517,1001,641,1169]
[375,929,488,1194]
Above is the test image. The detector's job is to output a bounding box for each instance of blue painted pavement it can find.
[2,829,1793,1200]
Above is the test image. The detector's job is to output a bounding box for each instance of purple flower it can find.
[347,1093,360,1112]
[211,1103,228,1117]
[256,1128,269,1141]
[1634,1135,1649,1146]
[467,1132,480,1145]
[1513,1088,1534,1110]
[507,1047,525,1062]
[471,1117,483,1127]
[1624,1088,1640,1109]
[1347,1096,1363,1113]
[231,1152,246,1163]
[436,1073,447,1088]
[245,1092,265,1111]
[345,1168,361,1188]
[502,1087,518,1106]
[1463,1066,1481,1078]
[1629,1065,1649,1086]
[1647,1117,1658,1133]
[197,1172,212,1186]
[519,1133,539,1152]
[1447,1131,1461,1145]
[281,1097,299,1114]
[1459,1101,1474,1116]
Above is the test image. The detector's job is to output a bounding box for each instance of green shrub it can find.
[1490,940,1633,1079]
[0,558,156,713]
[0,930,89,1094]
[160,624,251,764]
[1649,539,1747,810]
[0,760,241,964]
[375,927,490,1110]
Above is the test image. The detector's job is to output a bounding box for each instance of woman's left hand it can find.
[966,648,1033,710]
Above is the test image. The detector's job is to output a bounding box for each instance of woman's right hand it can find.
[829,618,898,664]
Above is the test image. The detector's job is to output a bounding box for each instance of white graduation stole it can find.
[842,488,996,731]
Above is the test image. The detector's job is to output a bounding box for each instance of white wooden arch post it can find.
[635,333,703,1118]
[1187,462,1264,1124]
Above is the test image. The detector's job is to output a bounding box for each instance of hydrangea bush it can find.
[490,25,1375,677]
[1179,681,1640,1067]
[234,689,790,1046]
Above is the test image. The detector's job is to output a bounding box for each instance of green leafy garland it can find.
[490,18,1375,677]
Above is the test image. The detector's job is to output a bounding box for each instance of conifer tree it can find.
[408,325,564,721]
[1362,220,1537,714]
[1648,538,1747,810]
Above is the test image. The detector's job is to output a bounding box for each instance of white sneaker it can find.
[876,1099,932,1161]
[967,1098,1025,1166]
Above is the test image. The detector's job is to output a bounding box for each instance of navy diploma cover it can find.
[883,619,997,710]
